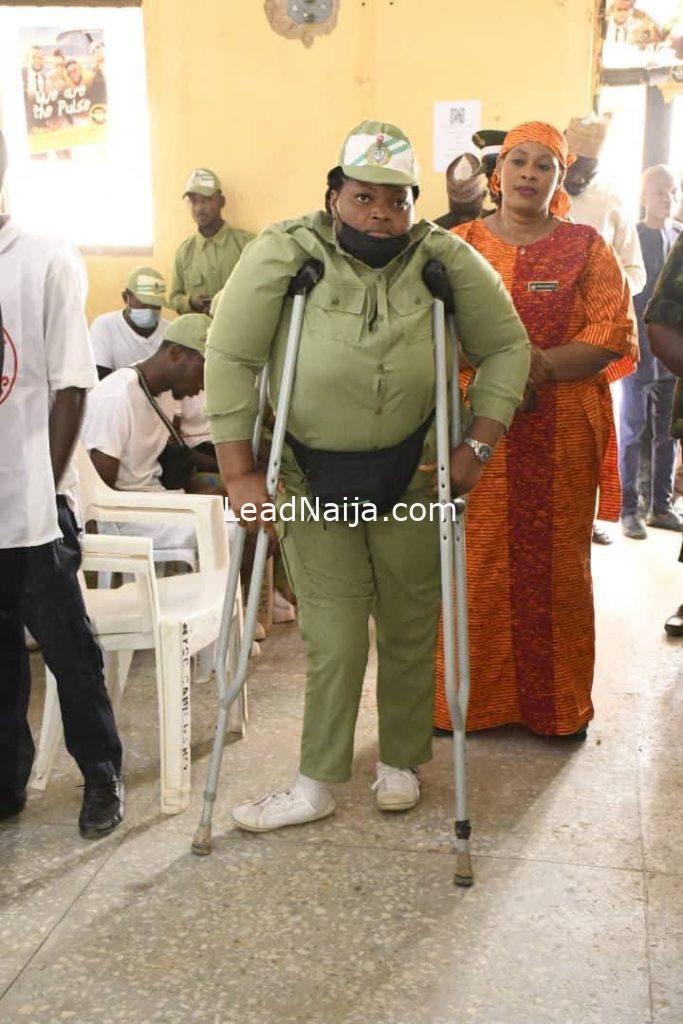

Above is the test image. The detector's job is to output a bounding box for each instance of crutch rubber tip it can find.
[191,826,213,857]
[454,853,474,887]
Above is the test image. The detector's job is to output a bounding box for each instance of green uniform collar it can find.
[196,221,230,251]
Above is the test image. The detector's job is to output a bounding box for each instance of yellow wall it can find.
[85,0,598,320]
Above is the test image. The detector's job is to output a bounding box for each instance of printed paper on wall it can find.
[433,100,482,173]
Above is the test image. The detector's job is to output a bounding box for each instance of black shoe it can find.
[0,788,27,822]
[591,523,613,545]
[664,605,683,638]
[557,727,588,741]
[79,776,125,839]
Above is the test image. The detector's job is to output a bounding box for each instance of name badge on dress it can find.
[527,281,559,293]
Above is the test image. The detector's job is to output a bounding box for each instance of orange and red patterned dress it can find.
[434,218,633,735]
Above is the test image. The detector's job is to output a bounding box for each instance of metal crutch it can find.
[423,259,474,887]
[192,258,324,857]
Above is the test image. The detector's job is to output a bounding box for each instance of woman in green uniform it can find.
[205,120,530,832]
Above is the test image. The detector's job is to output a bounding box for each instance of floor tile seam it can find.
[0,828,129,1006]
[0,825,137,906]
[259,828,648,869]
[644,866,683,878]
[0,819,77,836]
[163,832,650,877]
[636,734,655,1024]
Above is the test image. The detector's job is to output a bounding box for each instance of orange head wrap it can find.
[489,121,576,218]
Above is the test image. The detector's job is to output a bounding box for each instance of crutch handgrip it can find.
[287,258,324,297]
[422,260,455,315]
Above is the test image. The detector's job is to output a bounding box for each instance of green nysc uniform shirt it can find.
[169,222,254,314]
[204,210,531,783]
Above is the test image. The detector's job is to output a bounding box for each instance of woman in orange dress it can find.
[434,122,633,738]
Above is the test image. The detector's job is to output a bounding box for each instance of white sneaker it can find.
[253,621,266,642]
[272,589,296,623]
[372,762,420,811]
[231,774,335,833]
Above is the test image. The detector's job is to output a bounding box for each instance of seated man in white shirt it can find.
[91,267,219,476]
[82,314,221,554]
[90,266,170,380]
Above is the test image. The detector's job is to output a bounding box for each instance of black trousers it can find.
[0,498,122,791]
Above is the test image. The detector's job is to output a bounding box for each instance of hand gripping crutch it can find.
[191,258,324,857]
[423,260,474,887]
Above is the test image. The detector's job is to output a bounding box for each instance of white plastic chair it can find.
[78,438,233,676]
[30,533,245,814]
[75,443,229,575]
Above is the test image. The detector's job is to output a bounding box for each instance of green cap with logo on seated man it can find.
[169,166,255,317]
[126,266,167,309]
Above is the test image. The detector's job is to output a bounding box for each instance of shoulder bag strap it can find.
[132,364,189,449]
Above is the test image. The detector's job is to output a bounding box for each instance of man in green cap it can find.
[91,266,169,380]
[206,119,530,832]
[169,168,254,315]
[83,314,219,550]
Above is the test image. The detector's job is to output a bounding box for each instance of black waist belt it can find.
[285,411,435,515]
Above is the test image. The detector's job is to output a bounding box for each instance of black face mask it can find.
[336,219,410,269]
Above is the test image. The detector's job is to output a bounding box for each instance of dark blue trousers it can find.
[619,375,677,517]
[0,498,122,792]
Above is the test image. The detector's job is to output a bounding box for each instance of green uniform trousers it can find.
[280,496,441,783]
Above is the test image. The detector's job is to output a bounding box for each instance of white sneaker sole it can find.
[376,793,420,812]
[231,801,335,833]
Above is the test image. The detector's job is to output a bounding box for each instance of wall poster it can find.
[20,27,107,155]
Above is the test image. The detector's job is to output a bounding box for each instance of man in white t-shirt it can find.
[82,314,219,552]
[90,266,170,380]
[0,130,124,837]
[91,267,217,470]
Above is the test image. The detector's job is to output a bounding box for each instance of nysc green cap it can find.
[164,313,210,358]
[126,266,167,309]
[183,167,222,198]
[339,120,419,188]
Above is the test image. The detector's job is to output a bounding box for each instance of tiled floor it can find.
[1,528,681,1024]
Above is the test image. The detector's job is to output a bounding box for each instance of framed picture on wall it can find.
[603,0,683,69]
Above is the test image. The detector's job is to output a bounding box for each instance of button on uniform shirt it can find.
[169,222,254,314]
[205,211,530,491]
[0,221,97,549]
[81,367,178,491]
[90,310,170,371]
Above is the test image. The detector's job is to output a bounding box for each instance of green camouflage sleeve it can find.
[644,233,683,329]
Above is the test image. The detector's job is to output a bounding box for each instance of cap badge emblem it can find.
[366,135,392,166]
